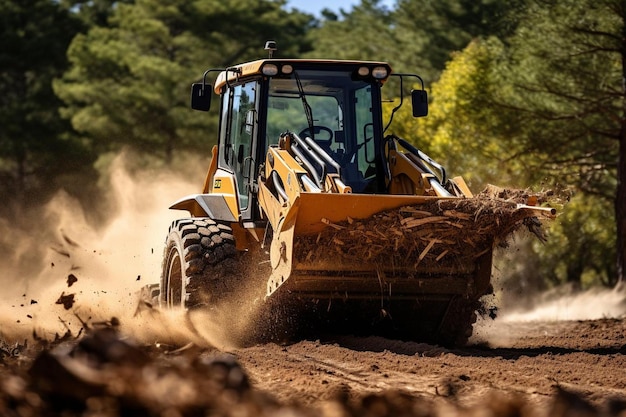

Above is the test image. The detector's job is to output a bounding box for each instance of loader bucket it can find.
[294,193,450,235]
[267,190,553,302]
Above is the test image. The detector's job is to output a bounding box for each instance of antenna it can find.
[264,40,277,58]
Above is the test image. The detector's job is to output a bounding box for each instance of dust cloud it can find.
[0,153,226,348]
[499,285,626,322]
[472,285,626,347]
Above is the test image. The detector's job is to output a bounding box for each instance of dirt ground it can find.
[235,318,626,410]
[2,314,626,416]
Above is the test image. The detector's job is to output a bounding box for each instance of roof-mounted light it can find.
[372,66,389,79]
[357,66,370,77]
[262,63,279,76]
[282,64,294,75]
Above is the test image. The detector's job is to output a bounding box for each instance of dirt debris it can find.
[67,274,78,287]
[2,328,276,417]
[55,292,76,310]
[295,186,557,269]
[1,318,626,416]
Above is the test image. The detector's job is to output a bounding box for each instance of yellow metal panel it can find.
[202,145,219,193]
[258,181,287,231]
[271,148,308,173]
[450,176,474,198]
[293,193,457,235]
[210,169,239,219]
[388,150,436,196]
[214,60,265,93]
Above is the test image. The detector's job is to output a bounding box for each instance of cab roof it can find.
[213,59,392,94]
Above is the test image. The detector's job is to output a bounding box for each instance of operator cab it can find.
[191,57,428,221]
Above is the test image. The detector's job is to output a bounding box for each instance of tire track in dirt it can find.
[233,319,626,412]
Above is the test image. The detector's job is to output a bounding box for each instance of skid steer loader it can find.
[154,42,555,345]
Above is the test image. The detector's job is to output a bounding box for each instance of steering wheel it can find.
[299,126,334,141]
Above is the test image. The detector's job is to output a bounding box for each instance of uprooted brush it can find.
[294,186,557,270]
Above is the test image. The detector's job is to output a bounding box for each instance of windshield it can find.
[266,69,378,192]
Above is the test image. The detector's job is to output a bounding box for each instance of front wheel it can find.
[160,218,238,309]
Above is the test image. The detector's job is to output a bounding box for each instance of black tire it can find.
[160,218,238,309]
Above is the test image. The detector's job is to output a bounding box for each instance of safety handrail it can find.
[302,136,341,176]
[289,133,327,188]
[395,136,447,184]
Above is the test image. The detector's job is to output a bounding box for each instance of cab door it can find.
[220,80,259,221]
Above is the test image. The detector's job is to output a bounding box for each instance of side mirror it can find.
[191,83,211,111]
[411,89,428,117]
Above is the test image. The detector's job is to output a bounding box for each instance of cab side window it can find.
[354,85,375,179]
[220,81,257,210]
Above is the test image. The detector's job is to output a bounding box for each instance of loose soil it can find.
[2,316,626,416]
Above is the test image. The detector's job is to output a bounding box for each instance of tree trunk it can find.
[617,126,626,284]
[618,20,626,284]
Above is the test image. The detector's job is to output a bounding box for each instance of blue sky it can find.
[286,0,394,17]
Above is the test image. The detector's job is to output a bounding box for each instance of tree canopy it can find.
[54,0,313,163]
[0,0,92,206]
[493,0,625,284]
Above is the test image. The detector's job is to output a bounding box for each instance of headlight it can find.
[372,66,388,79]
[262,64,279,76]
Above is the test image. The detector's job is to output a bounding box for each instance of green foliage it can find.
[501,0,621,199]
[307,0,521,81]
[55,0,211,162]
[499,0,625,284]
[304,0,395,61]
[60,0,134,27]
[189,0,313,63]
[391,0,523,80]
[385,38,530,190]
[54,0,313,162]
[536,193,617,288]
[0,0,95,206]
